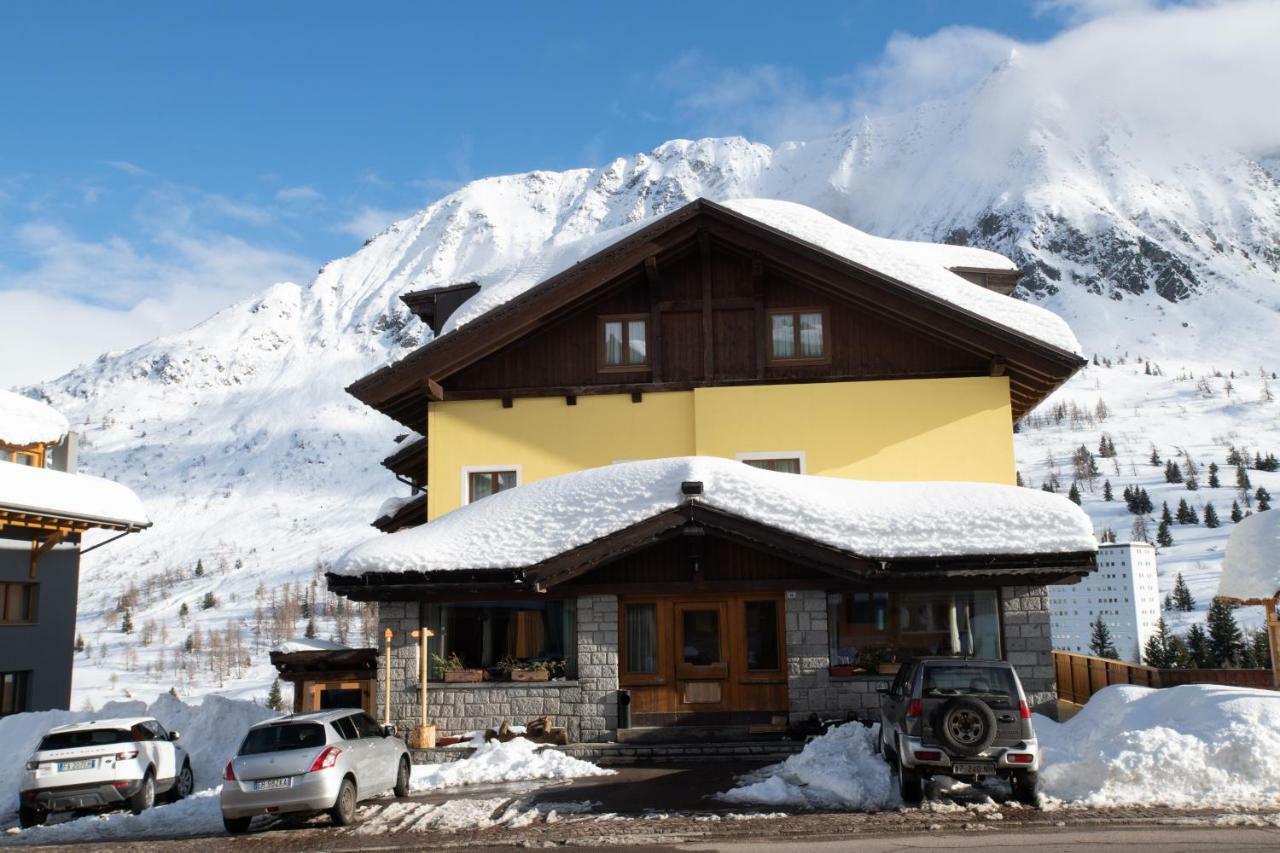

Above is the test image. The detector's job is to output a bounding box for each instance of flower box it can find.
[443,669,484,683]
[511,669,550,682]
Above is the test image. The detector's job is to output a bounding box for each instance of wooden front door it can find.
[620,593,787,726]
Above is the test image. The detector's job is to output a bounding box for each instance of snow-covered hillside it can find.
[23,62,1280,707]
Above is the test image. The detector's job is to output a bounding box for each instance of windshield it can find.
[922,665,1019,709]
[238,723,326,756]
[38,729,133,750]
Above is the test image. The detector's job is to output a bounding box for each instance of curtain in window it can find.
[770,314,795,358]
[604,321,624,365]
[507,610,548,658]
[626,603,657,673]
[798,312,823,357]
[627,319,646,364]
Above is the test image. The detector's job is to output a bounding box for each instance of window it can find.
[599,315,648,370]
[624,603,657,674]
[39,727,130,749]
[426,600,576,678]
[744,600,780,671]
[1,444,43,467]
[353,713,384,738]
[738,452,805,475]
[464,467,520,504]
[239,723,327,755]
[827,590,1001,673]
[1,671,30,717]
[1,582,37,624]
[768,309,827,362]
[330,715,359,741]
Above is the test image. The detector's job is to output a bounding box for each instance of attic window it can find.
[768,309,827,363]
[600,315,648,371]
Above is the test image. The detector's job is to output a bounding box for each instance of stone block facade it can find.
[999,585,1056,715]
[375,594,620,743]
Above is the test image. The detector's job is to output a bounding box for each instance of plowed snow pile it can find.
[410,737,613,791]
[1037,683,1280,807]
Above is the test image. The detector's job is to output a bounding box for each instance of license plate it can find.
[255,776,292,790]
[952,762,995,776]
[56,759,96,772]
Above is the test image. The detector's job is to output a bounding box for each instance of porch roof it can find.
[332,457,1095,584]
[0,459,150,535]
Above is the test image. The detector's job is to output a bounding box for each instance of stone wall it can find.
[1000,585,1057,715]
[375,594,620,742]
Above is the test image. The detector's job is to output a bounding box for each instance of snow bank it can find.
[409,738,613,791]
[1218,509,1280,601]
[0,693,273,818]
[0,389,69,447]
[442,198,1081,356]
[375,494,415,521]
[0,461,150,527]
[720,723,898,810]
[1037,684,1280,808]
[273,637,350,654]
[4,791,223,844]
[335,456,1095,576]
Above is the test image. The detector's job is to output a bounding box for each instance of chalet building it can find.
[330,198,1096,742]
[0,390,150,715]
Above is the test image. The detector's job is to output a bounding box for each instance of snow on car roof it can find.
[0,459,150,528]
[440,198,1081,356]
[1219,508,1280,601]
[47,717,154,733]
[0,388,69,447]
[335,456,1096,577]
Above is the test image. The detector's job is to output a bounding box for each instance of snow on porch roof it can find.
[438,198,1082,356]
[333,457,1096,578]
[1218,509,1280,602]
[0,388,70,447]
[0,460,150,530]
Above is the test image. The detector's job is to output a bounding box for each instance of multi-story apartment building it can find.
[1049,542,1160,663]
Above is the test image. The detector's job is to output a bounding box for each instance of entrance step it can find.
[615,725,782,744]
[411,738,804,766]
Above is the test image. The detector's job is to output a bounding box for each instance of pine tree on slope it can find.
[1203,502,1221,528]
[1186,624,1213,668]
[1143,618,1176,668]
[1232,500,1244,523]
[1172,573,1196,611]
[1103,480,1113,501]
[1208,462,1221,488]
[1090,615,1120,660]
[1206,597,1245,667]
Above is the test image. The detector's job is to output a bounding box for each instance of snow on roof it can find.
[440,198,1081,356]
[0,460,149,528]
[1218,509,1280,601]
[376,494,416,521]
[334,457,1095,577]
[0,388,70,446]
[273,637,350,654]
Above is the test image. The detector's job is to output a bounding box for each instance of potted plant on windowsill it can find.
[433,652,484,683]
[511,659,552,682]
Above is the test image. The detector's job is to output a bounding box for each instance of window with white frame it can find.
[736,452,806,475]
[463,466,521,504]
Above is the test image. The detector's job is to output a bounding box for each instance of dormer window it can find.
[599,315,648,371]
[768,309,827,363]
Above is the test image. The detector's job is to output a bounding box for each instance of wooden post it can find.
[1266,599,1280,689]
[383,628,393,727]
[409,626,436,749]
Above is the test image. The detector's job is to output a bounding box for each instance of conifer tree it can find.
[1090,616,1120,659]
[266,678,283,711]
[121,609,133,634]
[1016,470,1024,487]
[1150,447,1162,466]
[1248,629,1272,670]
[1068,482,1082,505]
[1232,500,1244,523]
[1103,480,1114,501]
[305,617,317,639]
[1206,598,1244,667]
[1186,624,1213,668]
[1138,489,1154,514]
[1156,518,1174,548]
[1237,465,1252,491]
[1227,447,1244,466]
[201,591,217,610]
[178,601,189,623]
[1161,502,1173,526]
[1208,462,1221,488]
[1172,573,1195,611]
[1165,460,1183,483]
[1167,634,1192,669]
[1203,502,1221,528]
[194,559,205,578]
[1257,487,1272,511]
[1143,618,1175,668]
[1186,475,1199,491]
[74,634,85,654]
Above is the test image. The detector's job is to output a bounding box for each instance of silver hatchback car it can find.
[220,709,412,833]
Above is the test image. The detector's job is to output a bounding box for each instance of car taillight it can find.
[223,761,237,781]
[308,746,341,773]
[907,699,922,719]
[25,759,39,771]
[914,750,942,762]
[1007,753,1034,764]
[115,749,139,761]
[1018,700,1032,719]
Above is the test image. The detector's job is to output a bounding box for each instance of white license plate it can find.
[56,759,96,772]
[952,762,995,776]
[255,776,292,790]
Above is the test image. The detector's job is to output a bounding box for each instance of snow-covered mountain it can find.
[28,71,1280,706]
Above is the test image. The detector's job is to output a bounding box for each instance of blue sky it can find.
[0,1,1131,384]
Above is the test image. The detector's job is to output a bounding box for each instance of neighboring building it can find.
[1049,542,1160,663]
[0,390,150,715]
[330,198,1096,741]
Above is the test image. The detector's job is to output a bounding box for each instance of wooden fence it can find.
[1053,650,1276,705]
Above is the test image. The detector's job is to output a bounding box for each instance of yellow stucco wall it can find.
[426,376,1015,519]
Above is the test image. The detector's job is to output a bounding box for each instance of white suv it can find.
[18,717,194,827]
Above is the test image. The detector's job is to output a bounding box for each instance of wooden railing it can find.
[1053,650,1276,705]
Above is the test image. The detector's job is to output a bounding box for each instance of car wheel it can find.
[393,756,411,799]
[18,805,47,828]
[896,754,924,805]
[129,772,155,815]
[222,815,252,834]
[330,777,358,826]
[1010,770,1039,806]
[165,761,194,802]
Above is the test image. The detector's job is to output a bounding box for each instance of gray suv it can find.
[877,658,1039,804]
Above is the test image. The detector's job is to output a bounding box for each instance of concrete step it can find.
[411,738,804,766]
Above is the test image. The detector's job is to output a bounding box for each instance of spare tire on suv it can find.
[935,696,998,756]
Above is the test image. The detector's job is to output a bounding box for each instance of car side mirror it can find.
[382,725,396,738]
[168,730,181,741]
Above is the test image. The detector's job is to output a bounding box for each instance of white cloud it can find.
[276,185,323,203]
[334,206,411,241]
[106,160,148,177]
[1035,0,1161,24]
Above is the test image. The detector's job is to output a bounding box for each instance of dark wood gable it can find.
[445,234,992,397]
